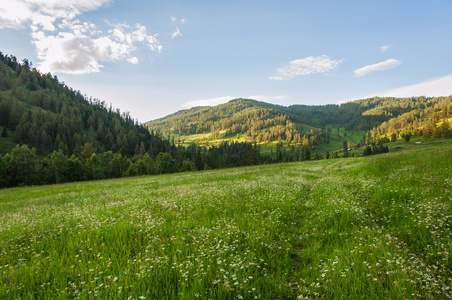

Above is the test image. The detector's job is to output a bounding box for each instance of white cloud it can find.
[0,0,111,29]
[380,45,392,53]
[32,30,103,74]
[354,58,401,77]
[338,75,452,105]
[171,16,186,24]
[127,57,139,64]
[0,0,161,74]
[371,75,452,98]
[270,55,345,80]
[32,23,159,74]
[171,26,182,39]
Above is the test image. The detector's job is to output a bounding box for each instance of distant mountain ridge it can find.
[145,96,452,149]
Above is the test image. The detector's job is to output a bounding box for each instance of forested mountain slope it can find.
[146,96,452,148]
[146,98,331,148]
[0,52,171,157]
[285,96,452,132]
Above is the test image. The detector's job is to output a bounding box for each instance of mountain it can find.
[0,52,172,158]
[145,98,315,145]
[145,96,452,152]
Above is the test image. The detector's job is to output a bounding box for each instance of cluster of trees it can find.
[362,142,390,157]
[0,142,318,188]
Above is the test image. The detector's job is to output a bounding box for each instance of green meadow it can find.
[0,144,451,299]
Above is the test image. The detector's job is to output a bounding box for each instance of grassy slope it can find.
[0,143,451,299]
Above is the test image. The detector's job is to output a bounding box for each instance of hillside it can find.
[0,52,171,157]
[1,143,451,298]
[145,98,335,152]
[146,96,452,152]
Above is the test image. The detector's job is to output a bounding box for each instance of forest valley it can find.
[0,52,451,188]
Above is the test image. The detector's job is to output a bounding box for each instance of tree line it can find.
[0,141,319,188]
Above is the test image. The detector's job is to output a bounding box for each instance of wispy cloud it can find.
[354,58,401,77]
[171,26,182,39]
[380,45,392,53]
[270,55,345,80]
[0,0,161,74]
[338,75,452,104]
[372,75,452,98]
[170,16,185,38]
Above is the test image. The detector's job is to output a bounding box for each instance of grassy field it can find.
[0,144,451,299]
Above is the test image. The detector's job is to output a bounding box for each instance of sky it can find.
[1,0,452,122]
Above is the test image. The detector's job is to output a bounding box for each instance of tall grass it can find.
[0,143,451,299]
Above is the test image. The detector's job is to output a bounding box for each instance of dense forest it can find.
[367,96,452,140]
[0,53,177,157]
[146,99,332,148]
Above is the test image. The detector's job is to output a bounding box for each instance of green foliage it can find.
[1,126,7,137]
[44,150,68,184]
[0,154,8,188]
[156,152,179,174]
[180,159,196,172]
[85,153,105,180]
[66,154,86,182]
[135,153,157,175]
[5,144,39,186]
[124,162,137,177]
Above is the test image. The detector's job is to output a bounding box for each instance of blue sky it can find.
[1,0,452,122]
